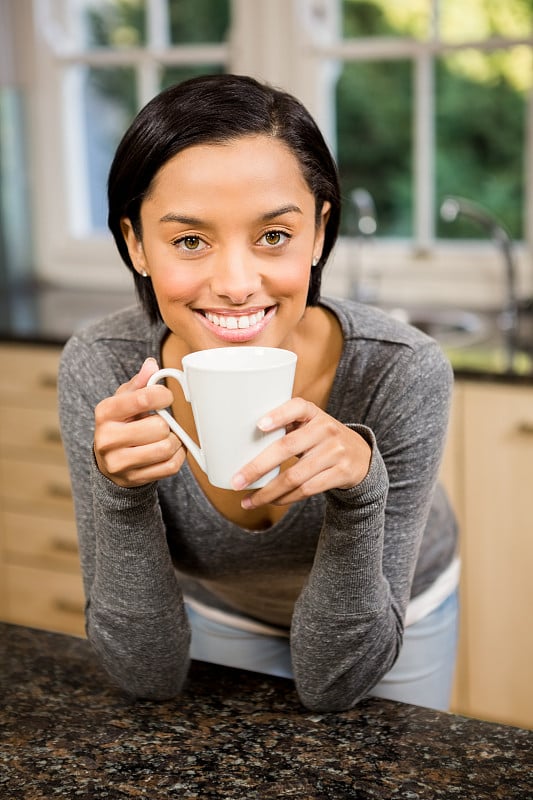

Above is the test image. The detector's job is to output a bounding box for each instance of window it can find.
[31,0,230,285]
[334,0,533,246]
[23,0,533,303]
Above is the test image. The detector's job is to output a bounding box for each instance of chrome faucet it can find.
[349,188,377,301]
[440,196,518,331]
[351,188,377,237]
[440,196,519,372]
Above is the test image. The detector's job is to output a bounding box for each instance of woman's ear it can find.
[121,217,148,276]
[313,201,331,263]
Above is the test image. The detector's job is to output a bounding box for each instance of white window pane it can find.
[336,59,414,236]
[82,0,147,48]
[342,0,430,40]
[436,46,531,241]
[74,65,137,232]
[440,0,532,44]
[168,0,230,44]
[64,1,232,235]
[0,89,33,280]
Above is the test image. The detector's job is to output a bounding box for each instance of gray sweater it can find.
[58,296,457,711]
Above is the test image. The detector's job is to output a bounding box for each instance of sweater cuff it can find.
[328,423,389,509]
[90,453,158,511]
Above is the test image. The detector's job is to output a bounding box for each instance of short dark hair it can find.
[107,73,341,323]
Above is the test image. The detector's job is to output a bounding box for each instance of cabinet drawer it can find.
[0,407,66,461]
[0,345,61,409]
[0,458,74,514]
[4,562,85,637]
[2,511,79,570]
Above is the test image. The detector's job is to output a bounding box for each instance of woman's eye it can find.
[174,235,206,252]
[260,230,290,247]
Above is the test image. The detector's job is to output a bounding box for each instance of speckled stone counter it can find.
[1,623,531,799]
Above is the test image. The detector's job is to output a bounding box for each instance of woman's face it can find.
[121,134,330,355]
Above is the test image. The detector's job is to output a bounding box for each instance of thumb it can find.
[115,357,161,396]
[131,357,160,390]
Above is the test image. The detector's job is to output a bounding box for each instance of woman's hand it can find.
[93,358,186,488]
[231,398,371,508]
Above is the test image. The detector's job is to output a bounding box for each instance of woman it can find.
[59,74,459,712]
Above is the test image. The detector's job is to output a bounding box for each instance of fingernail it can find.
[232,473,247,490]
[258,415,273,431]
[241,497,254,510]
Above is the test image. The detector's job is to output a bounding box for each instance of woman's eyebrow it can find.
[261,205,303,222]
[158,205,303,226]
[159,213,203,225]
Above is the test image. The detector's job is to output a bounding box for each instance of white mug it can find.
[147,346,297,489]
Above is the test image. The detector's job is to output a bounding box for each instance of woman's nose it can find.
[210,251,262,303]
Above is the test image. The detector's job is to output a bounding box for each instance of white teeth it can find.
[205,309,265,329]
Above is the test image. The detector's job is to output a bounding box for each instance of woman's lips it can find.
[196,306,277,343]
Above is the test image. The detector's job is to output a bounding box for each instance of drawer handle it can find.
[38,373,58,390]
[43,427,62,444]
[46,482,72,500]
[517,422,533,435]
[54,598,84,616]
[51,538,78,555]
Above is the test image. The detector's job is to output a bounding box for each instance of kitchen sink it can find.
[384,306,491,348]
[366,299,533,375]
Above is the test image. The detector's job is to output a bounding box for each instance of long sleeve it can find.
[58,333,191,699]
[290,338,454,711]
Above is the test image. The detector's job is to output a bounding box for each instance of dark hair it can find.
[108,73,341,323]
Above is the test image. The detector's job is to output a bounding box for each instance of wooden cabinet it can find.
[444,381,533,730]
[0,344,85,636]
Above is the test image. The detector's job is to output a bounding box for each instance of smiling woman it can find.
[119,134,328,352]
[58,73,459,715]
[108,75,340,323]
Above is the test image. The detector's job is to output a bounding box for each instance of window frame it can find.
[25,0,533,305]
[315,8,533,305]
[320,28,533,250]
[30,0,231,288]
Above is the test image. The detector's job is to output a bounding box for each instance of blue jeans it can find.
[186,589,459,711]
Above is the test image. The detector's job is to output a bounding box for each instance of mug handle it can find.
[147,368,207,473]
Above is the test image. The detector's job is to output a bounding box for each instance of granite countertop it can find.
[1,622,532,799]
[1,281,533,384]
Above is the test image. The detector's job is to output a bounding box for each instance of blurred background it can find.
[1,0,533,732]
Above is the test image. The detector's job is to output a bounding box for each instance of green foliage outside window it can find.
[85,0,146,47]
[84,0,229,47]
[168,0,229,44]
[338,0,532,239]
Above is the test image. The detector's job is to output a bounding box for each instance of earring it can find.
[141,270,148,277]
[312,257,319,267]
